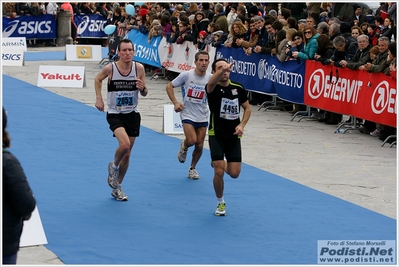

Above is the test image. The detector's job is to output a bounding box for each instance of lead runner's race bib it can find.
[220,98,239,120]
[186,83,206,104]
[116,91,135,112]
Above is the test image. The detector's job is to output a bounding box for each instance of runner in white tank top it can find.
[94,39,148,201]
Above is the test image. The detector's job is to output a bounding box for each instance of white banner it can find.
[66,44,103,61]
[2,48,25,66]
[37,65,86,88]
[2,37,27,51]
[163,104,183,134]
[20,206,48,247]
[159,38,216,73]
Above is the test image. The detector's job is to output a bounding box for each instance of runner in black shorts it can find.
[205,58,252,216]
[94,39,148,201]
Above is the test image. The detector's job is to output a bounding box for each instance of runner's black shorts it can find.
[209,135,241,162]
[106,111,141,137]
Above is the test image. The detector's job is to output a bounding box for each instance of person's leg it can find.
[225,137,242,179]
[213,160,225,198]
[113,127,132,169]
[182,122,197,149]
[209,136,225,198]
[190,126,207,169]
[117,136,136,184]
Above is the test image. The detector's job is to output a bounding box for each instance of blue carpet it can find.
[2,74,396,264]
[24,47,108,61]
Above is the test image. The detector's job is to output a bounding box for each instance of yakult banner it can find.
[127,29,162,68]
[37,65,86,88]
[216,47,306,104]
[159,37,215,73]
[2,14,56,39]
[305,61,396,127]
[75,14,107,38]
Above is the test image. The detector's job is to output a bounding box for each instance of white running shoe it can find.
[111,185,128,201]
[107,162,119,189]
[215,202,226,216]
[188,167,200,180]
[177,139,188,163]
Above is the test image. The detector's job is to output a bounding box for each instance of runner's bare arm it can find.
[94,64,112,111]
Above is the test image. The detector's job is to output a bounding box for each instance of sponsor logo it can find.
[77,16,106,34]
[258,59,265,80]
[2,53,22,60]
[2,39,25,47]
[371,81,396,114]
[40,73,82,80]
[308,69,362,104]
[3,20,52,37]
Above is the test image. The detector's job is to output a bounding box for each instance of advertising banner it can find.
[127,29,162,68]
[2,14,56,39]
[305,61,396,127]
[215,47,306,104]
[75,14,107,38]
[159,37,215,73]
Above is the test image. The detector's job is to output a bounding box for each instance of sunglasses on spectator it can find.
[304,31,312,34]
[294,37,302,40]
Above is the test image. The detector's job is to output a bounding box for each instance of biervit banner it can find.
[304,61,396,127]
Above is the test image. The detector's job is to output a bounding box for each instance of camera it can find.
[286,44,291,49]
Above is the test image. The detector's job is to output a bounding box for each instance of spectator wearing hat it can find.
[212,4,229,34]
[211,30,228,47]
[197,30,208,50]
[347,4,367,27]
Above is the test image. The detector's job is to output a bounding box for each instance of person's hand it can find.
[235,38,243,46]
[364,62,372,70]
[234,124,244,136]
[314,54,320,60]
[245,47,252,56]
[292,51,298,58]
[254,45,262,53]
[339,60,348,68]
[173,102,185,112]
[95,98,105,112]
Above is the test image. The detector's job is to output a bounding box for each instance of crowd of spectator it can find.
[3,2,397,140]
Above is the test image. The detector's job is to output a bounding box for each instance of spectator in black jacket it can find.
[15,2,31,16]
[3,107,36,265]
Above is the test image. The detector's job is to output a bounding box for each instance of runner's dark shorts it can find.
[209,135,241,162]
[182,119,208,129]
[107,111,141,137]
